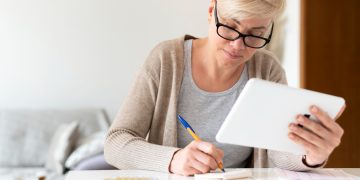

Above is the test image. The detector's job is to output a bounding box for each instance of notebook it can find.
[194,170,252,180]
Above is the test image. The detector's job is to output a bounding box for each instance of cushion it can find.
[0,109,110,167]
[0,112,52,167]
[72,154,115,170]
[45,121,78,174]
[65,131,106,169]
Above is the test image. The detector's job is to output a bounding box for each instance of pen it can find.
[177,114,225,173]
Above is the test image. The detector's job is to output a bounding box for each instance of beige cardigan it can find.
[104,35,318,172]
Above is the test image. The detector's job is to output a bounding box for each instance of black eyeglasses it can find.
[214,1,273,49]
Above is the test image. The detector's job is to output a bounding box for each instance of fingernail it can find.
[311,106,318,113]
[297,116,304,122]
[288,133,294,139]
[297,115,302,119]
[289,125,295,130]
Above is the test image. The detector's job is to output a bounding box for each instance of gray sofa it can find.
[0,109,110,180]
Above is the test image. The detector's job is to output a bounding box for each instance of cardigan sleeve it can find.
[104,45,180,172]
[268,150,326,171]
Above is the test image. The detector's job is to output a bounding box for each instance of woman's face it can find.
[207,3,272,68]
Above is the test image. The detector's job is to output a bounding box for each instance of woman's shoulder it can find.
[151,37,183,54]
[148,34,197,57]
[251,49,283,67]
[141,35,197,76]
[247,49,287,84]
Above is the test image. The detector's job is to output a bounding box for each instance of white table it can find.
[65,168,360,180]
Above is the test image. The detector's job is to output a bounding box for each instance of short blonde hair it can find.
[217,0,286,21]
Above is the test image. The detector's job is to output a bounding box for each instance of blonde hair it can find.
[217,0,286,20]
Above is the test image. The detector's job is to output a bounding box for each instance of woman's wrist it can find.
[168,149,181,173]
[302,155,326,168]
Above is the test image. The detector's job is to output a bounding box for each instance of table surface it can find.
[65,168,360,180]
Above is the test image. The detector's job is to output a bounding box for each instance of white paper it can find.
[194,170,252,180]
[275,169,358,179]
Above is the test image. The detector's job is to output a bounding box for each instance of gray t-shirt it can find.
[177,40,253,168]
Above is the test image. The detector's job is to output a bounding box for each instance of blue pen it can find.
[178,115,196,133]
[177,114,225,172]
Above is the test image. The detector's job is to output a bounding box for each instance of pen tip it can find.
[218,162,225,173]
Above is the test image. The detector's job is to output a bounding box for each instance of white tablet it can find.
[216,78,345,155]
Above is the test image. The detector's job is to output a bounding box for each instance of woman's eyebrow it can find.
[251,26,266,30]
[231,18,267,30]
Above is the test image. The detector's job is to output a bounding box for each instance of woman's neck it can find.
[191,38,245,92]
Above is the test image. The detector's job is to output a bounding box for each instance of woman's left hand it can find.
[288,105,346,166]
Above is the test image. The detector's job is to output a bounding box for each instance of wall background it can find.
[0,0,299,120]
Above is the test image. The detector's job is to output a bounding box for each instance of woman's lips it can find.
[223,49,242,59]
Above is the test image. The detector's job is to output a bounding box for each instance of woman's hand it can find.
[288,105,345,166]
[169,140,224,176]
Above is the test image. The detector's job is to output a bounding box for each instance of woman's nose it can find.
[229,38,246,50]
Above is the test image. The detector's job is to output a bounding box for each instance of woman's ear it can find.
[208,0,215,23]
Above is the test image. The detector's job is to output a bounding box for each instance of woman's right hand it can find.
[169,140,224,176]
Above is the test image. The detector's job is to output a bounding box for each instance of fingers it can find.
[193,150,218,170]
[289,122,329,149]
[309,106,344,137]
[295,115,332,140]
[335,104,346,120]
[292,113,343,149]
[170,146,211,176]
[288,105,346,165]
[195,141,224,164]
[184,167,202,176]
[216,149,224,159]
[189,158,211,174]
[171,141,224,175]
[288,132,318,152]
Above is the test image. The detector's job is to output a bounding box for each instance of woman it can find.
[104,0,345,176]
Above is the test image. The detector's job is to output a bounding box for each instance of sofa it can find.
[0,109,112,180]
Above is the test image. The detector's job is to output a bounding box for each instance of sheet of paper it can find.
[104,177,155,180]
[194,170,252,180]
[275,169,358,179]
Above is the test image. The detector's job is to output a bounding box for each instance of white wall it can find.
[0,0,300,120]
[0,0,209,119]
[282,0,300,88]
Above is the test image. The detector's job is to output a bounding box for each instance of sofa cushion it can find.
[65,130,106,169]
[0,109,110,167]
[72,154,115,170]
[45,121,78,174]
